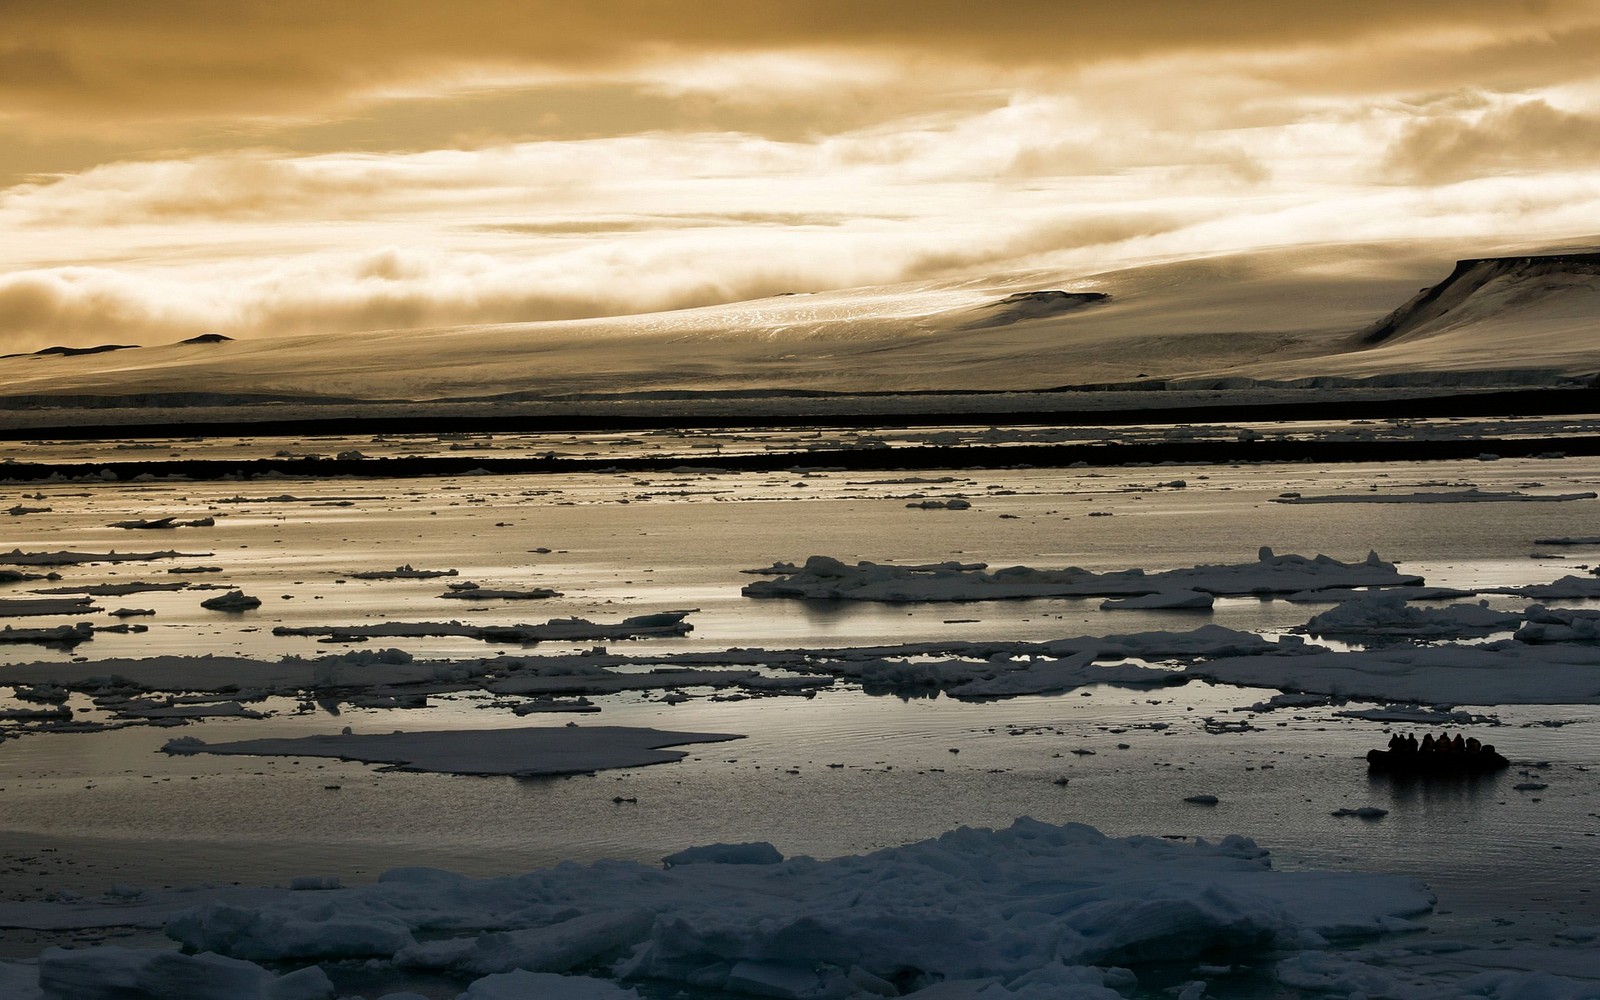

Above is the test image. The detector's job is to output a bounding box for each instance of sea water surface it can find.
[1,451,1598,965]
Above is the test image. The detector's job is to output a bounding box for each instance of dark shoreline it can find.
[5,432,1597,482]
[2,385,1597,441]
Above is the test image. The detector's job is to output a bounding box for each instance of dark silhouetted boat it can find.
[1366,748,1508,775]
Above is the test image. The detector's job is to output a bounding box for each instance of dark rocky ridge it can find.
[1361,252,1600,346]
[0,344,137,360]
[962,289,1111,329]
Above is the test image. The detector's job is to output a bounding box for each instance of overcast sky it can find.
[3,0,1599,349]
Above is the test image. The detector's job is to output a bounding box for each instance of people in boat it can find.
[1383,731,1501,760]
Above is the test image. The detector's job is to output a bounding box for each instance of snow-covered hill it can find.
[1,240,1596,409]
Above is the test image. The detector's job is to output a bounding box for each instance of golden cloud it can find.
[4,0,1596,125]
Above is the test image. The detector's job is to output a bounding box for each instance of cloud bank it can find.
[1,1,1598,352]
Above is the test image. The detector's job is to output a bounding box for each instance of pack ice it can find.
[0,819,1436,1000]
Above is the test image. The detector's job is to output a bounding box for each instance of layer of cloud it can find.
[4,1,1596,129]
[1385,98,1600,183]
[4,165,1598,354]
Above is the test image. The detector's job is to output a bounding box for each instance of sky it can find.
[3,0,1600,351]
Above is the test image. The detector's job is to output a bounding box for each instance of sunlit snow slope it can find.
[1,240,1597,405]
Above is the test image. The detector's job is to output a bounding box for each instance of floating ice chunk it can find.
[1301,594,1520,639]
[1275,489,1597,504]
[1494,576,1600,600]
[33,582,190,596]
[944,653,1172,699]
[161,725,743,777]
[200,590,261,611]
[439,587,561,601]
[274,612,691,644]
[744,550,1420,603]
[36,945,333,1000]
[109,516,215,529]
[1189,641,1600,705]
[1246,692,1331,712]
[0,623,96,647]
[0,597,100,617]
[1100,591,1213,611]
[0,550,208,566]
[349,565,459,579]
[1332,705,1486,724]
[1284,585,1476,604]
[906,498,971,510]
[1517,605,1600,642]
[488,668,756,696]
[115,699,266,720]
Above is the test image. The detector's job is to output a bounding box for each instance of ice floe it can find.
[1283,585,1477,603]
[33,581,190,596]
[1190,641,1600,706]
[271,612,693,645]
[1274,488,1597,504]
[200,590,262,611]
[0,596,101,617]
[162,724,743,777]
[0,623,97,647]
[349,564,460,580]
[439,585,562,601]
[742,549,1421,602]
[108,516,216,529]
[1492,576,1600,600]
[1300,594,1521,639]
[0,549,208,566]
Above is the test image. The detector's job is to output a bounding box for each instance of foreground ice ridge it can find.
[0,819,1434,1000]
[742,549,1422,602]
